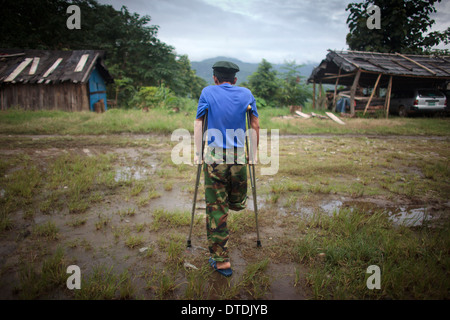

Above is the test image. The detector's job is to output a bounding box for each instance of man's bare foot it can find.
[216,261,231,269]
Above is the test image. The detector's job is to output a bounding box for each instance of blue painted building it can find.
[0,49,114,112]
[89,68,108,112]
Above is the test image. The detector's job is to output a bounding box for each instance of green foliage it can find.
[166,55,208,100]
[278,61,312,106]
[246,59,312,107]
[130,85,198,112]
[346,0,450,53]
[297,209,450,299]
[131,86,165,109]
[18,248,68,299]
[247,59,280,105]
[111,76,137,109]
[254,97,272,108]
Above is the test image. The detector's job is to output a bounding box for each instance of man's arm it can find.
[250,114,260,147]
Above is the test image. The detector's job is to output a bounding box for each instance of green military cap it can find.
[212,61,240,73]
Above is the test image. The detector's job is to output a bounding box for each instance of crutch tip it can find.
[256,240,262,248]
[186,240,192,248]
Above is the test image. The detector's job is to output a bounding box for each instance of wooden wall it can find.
[0,82,90,111]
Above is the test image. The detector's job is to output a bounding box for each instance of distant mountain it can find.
[191,57,319,86]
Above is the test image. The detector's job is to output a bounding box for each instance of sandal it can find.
[209,257,233,277]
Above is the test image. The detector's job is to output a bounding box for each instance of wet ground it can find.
[0,133,448,299]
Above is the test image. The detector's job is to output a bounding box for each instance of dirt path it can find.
[0,133,448,299]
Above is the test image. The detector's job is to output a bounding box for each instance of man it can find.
[194,61,260,277]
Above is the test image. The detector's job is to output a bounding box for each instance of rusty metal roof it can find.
[0,49,113,84]
[308,50,450,84]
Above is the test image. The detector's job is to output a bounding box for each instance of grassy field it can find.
[0,107,449,136]
[0,109,449,300]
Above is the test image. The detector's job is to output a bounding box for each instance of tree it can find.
[279,61,312,107]
[247,59,280,105]
[346,0,450,54]
[165,55,208,100]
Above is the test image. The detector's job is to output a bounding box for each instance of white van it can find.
[390,89,447,117]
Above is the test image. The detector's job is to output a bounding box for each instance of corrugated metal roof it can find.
[0,49,114,84]
[309,50,450,83]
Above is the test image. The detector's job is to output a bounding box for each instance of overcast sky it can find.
[98,0,450,64]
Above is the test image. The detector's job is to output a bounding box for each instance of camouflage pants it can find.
[203,148,247,262]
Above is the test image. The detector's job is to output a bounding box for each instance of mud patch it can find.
[265,263,310,300]
[0,133,448,300]
[114,166,151,182]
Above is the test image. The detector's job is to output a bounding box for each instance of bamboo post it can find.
[363,73,382,116]
[350,70,361,115]
[312,81,316,109]
[385,75,393,119]
[333,68,341,111]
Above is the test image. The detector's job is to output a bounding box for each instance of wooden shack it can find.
[0,49,114,112]
[308,50,450,117]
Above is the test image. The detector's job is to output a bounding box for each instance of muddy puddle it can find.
[277,195,444,227]
[114,166,153,182]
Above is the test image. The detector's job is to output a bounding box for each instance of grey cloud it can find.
[98,0,449,64]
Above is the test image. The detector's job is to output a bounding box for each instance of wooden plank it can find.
[0,53,25,58]
[29,57,40,75]
[391,59,413,71]
[295,110,311,119]
[428,62,450,75]
[325,112,345,125]
[322,72,355,80]
[39,84,44,110]
[311,112,328,120]
[395,53,436,75]
[339,54,361,69]
[4,58,33,82]
[340,94,385,102]
[81,84,90,111]
[363,73,382,116]
[74,54,89,72]
[42,58,63,78]
[366,58,389,70]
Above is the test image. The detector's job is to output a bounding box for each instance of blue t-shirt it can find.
[196,83,258,149]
